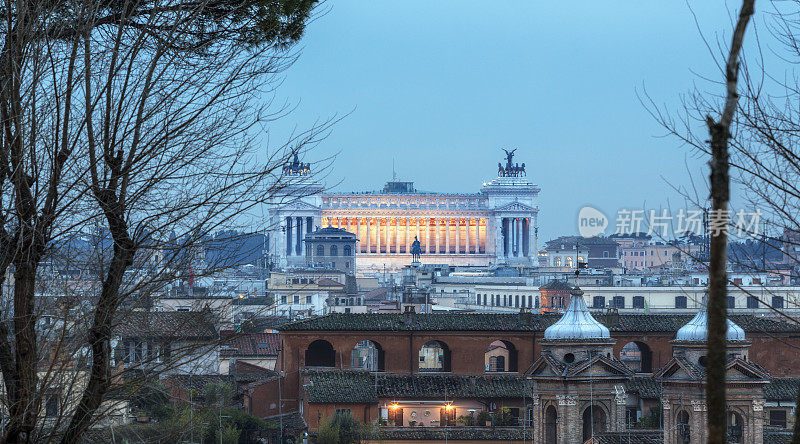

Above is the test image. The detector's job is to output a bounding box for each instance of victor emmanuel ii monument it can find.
[269,149,541,273]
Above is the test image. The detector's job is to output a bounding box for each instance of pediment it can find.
[279,199,320,212]
[657,357,701,380]
[727,358,771,380]
[494,201,536,213]
[569,355,634,377]
[527,354,565,377]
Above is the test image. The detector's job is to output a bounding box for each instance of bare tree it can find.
[646,1,754,443]
[0,0,329,441]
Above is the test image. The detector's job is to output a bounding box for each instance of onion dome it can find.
[544,286,610,339]
[675,300,746,341]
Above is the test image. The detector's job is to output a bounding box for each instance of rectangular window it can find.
[733,278,743,285]
[593,296,605,309]
[483,294,487,306]
[633,296,645,309]
[612,296,625,308]
[281,295,287,304]
[752,278,762,285]
[727,296,735,309]
[528,296,533,308]
[773,296,785,309]
[293,295,300,304]
[45,394,59,417]
[747,296,759,309]
[770,410,788,428]
[675,296,687,309]
[515,295,519,308]
[306,295,312,304]
[477,294,481,306]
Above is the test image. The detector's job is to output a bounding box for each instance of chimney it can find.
[518,307,531,325]
[403,305,416,327]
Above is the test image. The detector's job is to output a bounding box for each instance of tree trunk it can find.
[7,262,41,444]
[705,2,754,443]
[61,202,134,443]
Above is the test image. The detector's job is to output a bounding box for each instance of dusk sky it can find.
[267,1,758,241]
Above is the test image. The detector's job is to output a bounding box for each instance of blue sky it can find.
[265,1,758,241]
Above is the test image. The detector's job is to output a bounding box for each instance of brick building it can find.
[255,308,800,442]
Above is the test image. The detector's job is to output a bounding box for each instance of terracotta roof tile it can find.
[280,313,800,333]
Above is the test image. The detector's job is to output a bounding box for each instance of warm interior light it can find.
[445,404,453,411]
[390,403,399,410]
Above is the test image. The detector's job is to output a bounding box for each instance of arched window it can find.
[330,245,338,256]
[677,411,690,443]
[728,411,743,443]
[554,257,562,267]
[545,406,558,444]
[419,340,451,372]
[316,245,324,256]
[351,340,384,371]
[582,405,607,442]
[343,245,352,256]
[620,341,654,372]
[484,340,518,372]
[305,340,335,367]
[565,257,574,268]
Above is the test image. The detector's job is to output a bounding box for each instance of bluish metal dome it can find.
[544,287,610,339]
[675,303,746,341]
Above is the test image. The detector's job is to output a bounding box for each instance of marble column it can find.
[455,218,460,254]
[495,218,503,258]
[445,218,450,254]
[354,218,360,252]
[286,217,293,256]
[464,217,471,254]
[404,218,409,253]
[376,218,382,254]
[295,216,303,256]
[393,218,398,253]
[366,217,371,254]
[502,218,509,257]
[522,218,529,257]
[475,219,481,254]
[424,218,430,254]
[435,219,440,254]
[387,217,392,253]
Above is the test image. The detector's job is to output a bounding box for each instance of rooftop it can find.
[280,312,800,333]
[220,332,279,357]
[301,369,530,403]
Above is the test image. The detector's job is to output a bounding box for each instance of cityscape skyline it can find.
[265,0,754,242]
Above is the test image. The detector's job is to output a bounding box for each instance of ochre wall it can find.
[274,329,800,414]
